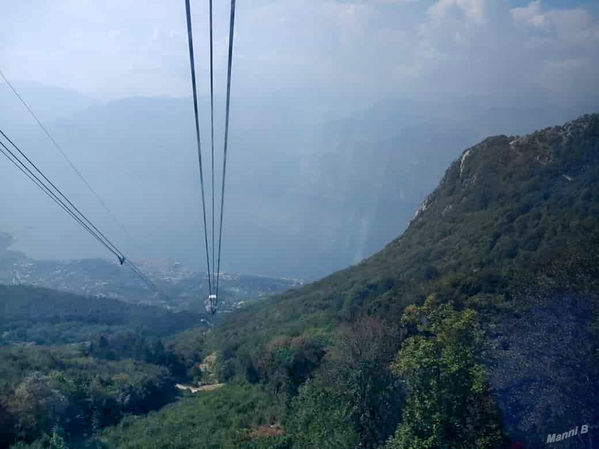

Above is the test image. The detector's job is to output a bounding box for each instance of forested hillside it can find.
[215,114,599,353]
[0,285,204,344]
[101,115,599,449]
[4,115,598,448]
[0,286,208,449]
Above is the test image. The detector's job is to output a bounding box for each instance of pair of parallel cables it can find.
[0,70,165,299]
[0,114,164,298]
[184,0,236,313]
[0,0,239,307]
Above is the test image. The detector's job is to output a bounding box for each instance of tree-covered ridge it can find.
[215,113,599,371]
[0,344,175,448]
[0,285,205,345]
[0,284,211,448]
[208,114,599,448]
[0,327,213,448]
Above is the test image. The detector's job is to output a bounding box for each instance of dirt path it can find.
[175,383,225,393]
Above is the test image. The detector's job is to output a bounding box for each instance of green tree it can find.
[287,377,358,449]
[288,318,402,449]
[387,298,504,449]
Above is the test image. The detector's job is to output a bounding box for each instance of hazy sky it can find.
[1,0,598,278]
[1,0,598,104]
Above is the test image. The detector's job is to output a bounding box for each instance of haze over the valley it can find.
[1,0,598,279]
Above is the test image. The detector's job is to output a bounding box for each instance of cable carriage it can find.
[206,294,217,314]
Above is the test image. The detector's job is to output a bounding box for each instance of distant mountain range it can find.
[2,81,594,279]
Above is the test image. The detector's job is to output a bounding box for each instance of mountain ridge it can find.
[210,113,599,447]
[216,113,599,341]
[25,113,597,449]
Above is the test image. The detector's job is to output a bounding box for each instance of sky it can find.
[0,0,598,104]
[0,0,598,278]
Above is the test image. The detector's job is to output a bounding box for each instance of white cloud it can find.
[511,1,599,43]
[337,0,420,3]
[0,0,597,106]
[507,1,599,96]
[428,0,486,25]
[510,0,549,28]
[547,8,599,44]
[510,1,599,49]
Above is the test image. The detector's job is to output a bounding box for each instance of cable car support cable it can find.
[0,140,122,261]
[184,0,213,297]
[0,129,168,299]
[0,69,138,250]
[209,0,216,294]
[0,129,123,258]
[215,0,237,307]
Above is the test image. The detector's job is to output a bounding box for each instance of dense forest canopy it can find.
[0,286,208,449]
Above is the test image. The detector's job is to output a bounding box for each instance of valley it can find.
[0,232,301,313]
[2,115,598,448]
